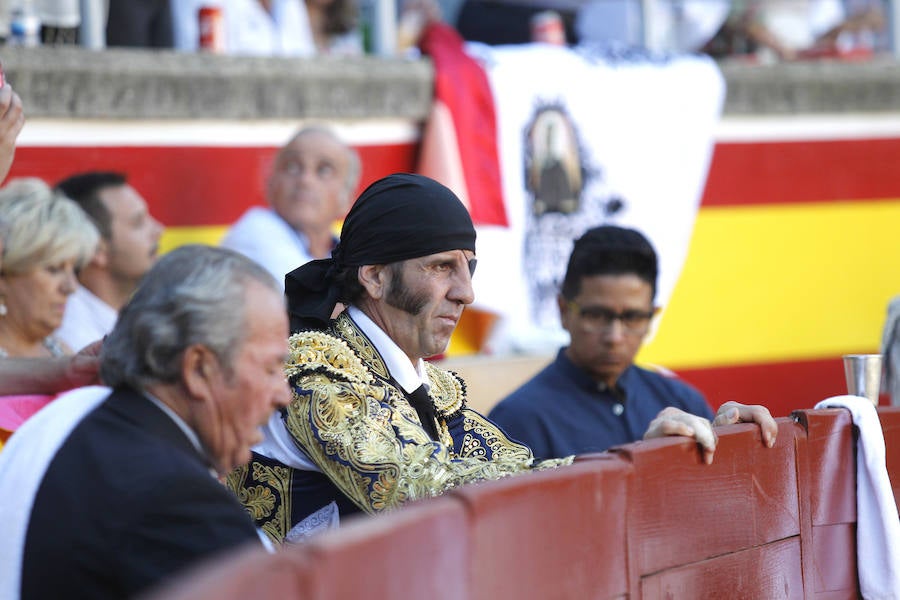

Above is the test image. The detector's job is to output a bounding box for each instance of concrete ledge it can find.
[719,57,900,115]
[0,46,434,120]
[1,46,897,120]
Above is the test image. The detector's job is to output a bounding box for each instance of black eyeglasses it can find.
[567,301,656,334]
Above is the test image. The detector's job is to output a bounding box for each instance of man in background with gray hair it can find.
[221,125,361,288]
[0,245,291,600]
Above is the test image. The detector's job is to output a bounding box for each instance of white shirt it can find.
[348,306,430,395]
[756,0,845,51]
[219,206,317,291]
[171,0,315,56]
[55,285,118,352]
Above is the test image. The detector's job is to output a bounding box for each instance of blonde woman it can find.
[0,178,98,357]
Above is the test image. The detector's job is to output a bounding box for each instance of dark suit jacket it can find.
[21,386,261,599]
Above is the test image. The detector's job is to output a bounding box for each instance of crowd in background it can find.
[0,0,888,62]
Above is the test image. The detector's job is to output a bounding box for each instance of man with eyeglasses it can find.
[489,225,775,461]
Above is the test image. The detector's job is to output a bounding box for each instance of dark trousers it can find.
[454,0,579,46]
[106,0,173,48]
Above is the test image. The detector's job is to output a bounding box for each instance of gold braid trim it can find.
[332,312,389,379]
[226,461,293,544]
[282,324,549,515]
[424,362,465,416]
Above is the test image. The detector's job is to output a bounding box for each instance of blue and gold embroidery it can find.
[233,313,572,542]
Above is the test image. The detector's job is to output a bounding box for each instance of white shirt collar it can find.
[347,306,428,394]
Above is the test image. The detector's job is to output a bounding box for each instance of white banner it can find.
[466,44,725,354]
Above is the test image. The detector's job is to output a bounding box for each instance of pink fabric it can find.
[0,395,55,433]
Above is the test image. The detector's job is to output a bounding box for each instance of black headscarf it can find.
[285,173,477,331]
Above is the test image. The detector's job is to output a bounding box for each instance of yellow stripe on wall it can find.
[159,226,228,254]
[640,199,900,369]
[159,221,343,255]
[160,202,900,370]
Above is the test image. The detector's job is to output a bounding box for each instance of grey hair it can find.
[100,245,281,390]
[0,178,99,274]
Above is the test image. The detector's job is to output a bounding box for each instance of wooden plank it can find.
[640,537,804,599]
[793,409,856,526]
[879,407,900,512]
[615,419,803,581]
[449,458,631,600]
[302,497,469,599]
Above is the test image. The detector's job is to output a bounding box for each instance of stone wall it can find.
[2,45,899,120]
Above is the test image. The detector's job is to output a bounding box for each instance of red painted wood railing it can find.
[145,408,900,599]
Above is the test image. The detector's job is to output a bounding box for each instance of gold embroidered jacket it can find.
[237,313,569,536]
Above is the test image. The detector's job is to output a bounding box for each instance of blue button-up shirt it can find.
[488,349,714,459]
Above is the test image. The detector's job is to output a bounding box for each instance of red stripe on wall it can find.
[702,138,900,207]
[9,143,419,226]
[677,355,888,418]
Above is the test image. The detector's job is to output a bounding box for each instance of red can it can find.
[198,6,225,53]
[531,11,566,46]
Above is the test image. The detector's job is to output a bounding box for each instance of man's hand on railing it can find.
[713,401,777,448]
[643,402,777,465]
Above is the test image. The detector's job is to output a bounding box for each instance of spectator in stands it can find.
[220,126,360,288]
[54,171,163,352]
[0,179,98,358]
[0,87,102,394]
[454,0,580,45]
[489,225,776,459]
[228,174,776,544]
[0,82,24,186]
[575,0,731,53]
[36,0,81,44]
[305,0,363,54]
[710,0,885,60]
[172,0,316,55]
[0,245,291,599]
[106,0,174,47]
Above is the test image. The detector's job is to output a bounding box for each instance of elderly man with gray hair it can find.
[0,245,291,600]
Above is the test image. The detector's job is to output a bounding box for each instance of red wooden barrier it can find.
[145,409,900,599]
[611,419,807,598]
[879,407,900,511]
[137,542,314,600]
[793,408,859,597]
[448,457,630,600]
[300,496,469,599]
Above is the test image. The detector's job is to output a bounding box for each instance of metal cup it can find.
[843,353,883,406]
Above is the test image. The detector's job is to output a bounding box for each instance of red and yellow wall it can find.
[644,117,900,415]
[11,115,899,417]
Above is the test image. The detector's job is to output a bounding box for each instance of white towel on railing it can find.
[815,394,900,600]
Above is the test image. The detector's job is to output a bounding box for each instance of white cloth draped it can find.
[0,386,112,599]
[815,394,900,600]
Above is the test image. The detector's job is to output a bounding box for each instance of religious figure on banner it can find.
[526,108,583,216]
[522,102,622,334]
